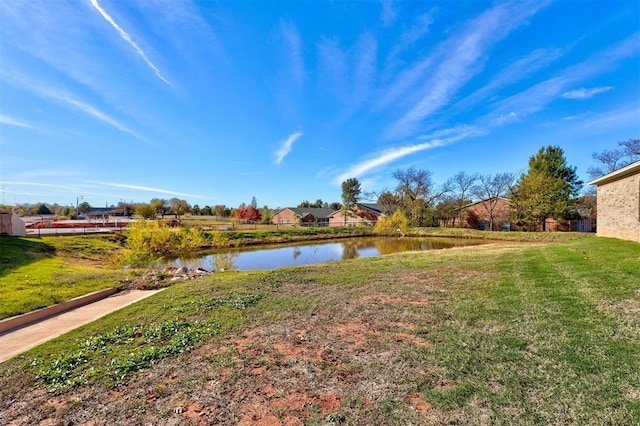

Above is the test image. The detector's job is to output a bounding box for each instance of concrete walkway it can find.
[0,289,164,363]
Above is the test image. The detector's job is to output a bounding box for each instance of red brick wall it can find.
[463,198,511,230]
[272,209,298,225]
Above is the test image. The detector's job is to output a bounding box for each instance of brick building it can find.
[459,197,512,231]
[271,207,335,226]
[328,203,385,227]
[588,160,640,242]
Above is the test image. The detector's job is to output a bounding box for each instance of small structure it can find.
[588,160,640,242]
[271,208,336,226]
[85,207,127,220]
[328,203,386,227]
[459,197,512,231]
[0,212,26,236]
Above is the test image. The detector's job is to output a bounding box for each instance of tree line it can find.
[4,140,636,229]
[342,141,637,231]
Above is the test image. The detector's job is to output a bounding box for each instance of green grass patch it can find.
[27,286,263,393]
[0,235,127,319]
[1,233,638,424]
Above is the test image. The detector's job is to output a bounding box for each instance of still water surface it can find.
[165,237,487,271]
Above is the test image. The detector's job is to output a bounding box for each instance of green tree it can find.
[511,145,581,230]
[529,145,582,196]
[77,201,92,214]
[511,172,572,230]
[261,206,271,224]
[169,198,191,219]
[135,203,156,219]
[36,203,52,215]
[212,205,230,217]
[341,178,361,225]
[434,197,458,227]
[150,198,168,218]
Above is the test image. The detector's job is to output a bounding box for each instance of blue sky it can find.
[1,0,639,209]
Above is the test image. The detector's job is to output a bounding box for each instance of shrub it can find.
[121,220,208,267]
[374,209,409,236]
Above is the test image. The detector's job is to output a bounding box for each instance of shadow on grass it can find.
[0,236,56,277]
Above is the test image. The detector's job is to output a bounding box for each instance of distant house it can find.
[271,207,336,226]
[0,212,26,236]
[328,203,388,227]
[459,197,512,231]
[85,207,127,220]
[588,160,640,242]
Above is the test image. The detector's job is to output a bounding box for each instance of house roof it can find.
[277,207,336,219]
[587,160,640,186]
[327,203,389,217]
[460,196,511,210]
[86,207,125,216]
[358,203,386,214]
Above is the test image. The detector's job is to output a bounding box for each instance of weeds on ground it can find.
[28,291,263,394]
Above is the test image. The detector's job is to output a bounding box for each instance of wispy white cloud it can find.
[12,170,80,180]
[385,0,551,139]
[0,114,37,129]
[1,71,146,142]
[456,47,564,110]
[486,77,568,123]
[317,37,348,99]
[61,95,146,141]
[562,112,593,121]
[489,32,639,121]
[89,0,172,87]
[562,86,612,99]
[575,105,640,132]
[0,180,78,191]
[274,132,303,165]
[280,21,305,88]
[380,0,397,27]
[388,11,434,59]
[352,32,378,107]
[87,181,205,198]
[333,126,484,184]
[493,112,518,126]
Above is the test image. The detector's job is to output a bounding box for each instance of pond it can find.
[163,236,488,271]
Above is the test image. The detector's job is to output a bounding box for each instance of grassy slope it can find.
[0,235,127,319]
[0,234,638,424]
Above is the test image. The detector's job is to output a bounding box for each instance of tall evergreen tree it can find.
[511,145,581,230]
[341,178,361,225]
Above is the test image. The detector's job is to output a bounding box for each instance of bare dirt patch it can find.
[0,267,449,425]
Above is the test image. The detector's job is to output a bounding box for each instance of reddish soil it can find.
[0,268,469,425]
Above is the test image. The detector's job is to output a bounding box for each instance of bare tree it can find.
[472,173,516,231]
[393,167,450,226]
[446,171,478,227]
[588,138,640,179]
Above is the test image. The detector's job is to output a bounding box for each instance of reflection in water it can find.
[214,253,238,271]
[166,237,486,272]
[293,247,301,260]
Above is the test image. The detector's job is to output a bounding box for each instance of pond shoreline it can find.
[162,235,491,272]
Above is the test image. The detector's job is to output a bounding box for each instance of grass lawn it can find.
[0,234,638,424]
[0,235,128,319]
